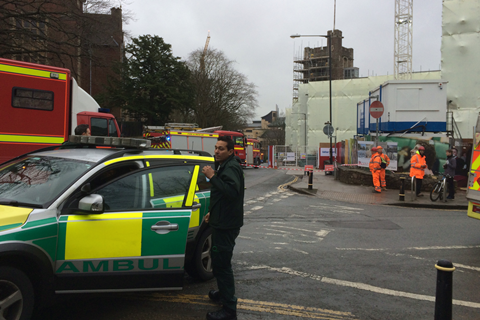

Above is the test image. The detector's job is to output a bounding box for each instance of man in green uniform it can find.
[202,136,244,320]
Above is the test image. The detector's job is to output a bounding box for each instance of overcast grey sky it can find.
[124,1,443,120]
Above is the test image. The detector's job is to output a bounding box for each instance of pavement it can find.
[283,167,468,210]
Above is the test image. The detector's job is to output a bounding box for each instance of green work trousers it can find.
[211,227,240,311]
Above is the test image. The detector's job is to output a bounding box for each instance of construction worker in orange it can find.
[377,146,390,191]
[369,147,382,193]
[410,145,427,196]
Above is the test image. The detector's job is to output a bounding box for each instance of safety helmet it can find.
[418,146,425,151]
[376,146,383,150]
[371,147,377,152]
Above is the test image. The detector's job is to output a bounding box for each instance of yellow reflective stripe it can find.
[144,155,214,162]
[170,131,219,138]
[185,166,200,207]
[472,153,480,172]
[104,155,145,166]
[67,212,143,221]
[0,134,64,144]
[234,147,243,150]
[65,212,143,260]
[0,63,67,80]
[0,206,33,229]
[104,155,215,166]
[189,194,200,228]
[146,161,154,197]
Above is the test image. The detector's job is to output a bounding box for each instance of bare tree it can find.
[0,0,132,80]
[187,48,258,130]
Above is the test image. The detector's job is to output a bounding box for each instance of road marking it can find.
[130,293,357,319]
[273,198,282,202]
[293,248,309,255]
[246,200,257,204]
[257,197,265,201]
[244,264,480,309]
[337,245,480,251]
[244,211,252,215]
[309,204,363,214]
[251,206,263,211]
[341,249,480,273]
[272,225,332,236]
[278,176,299,191]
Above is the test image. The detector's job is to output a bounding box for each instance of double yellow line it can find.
[128,293,357,319]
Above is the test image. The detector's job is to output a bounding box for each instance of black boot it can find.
[206,307,237,320]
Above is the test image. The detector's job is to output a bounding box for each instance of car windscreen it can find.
[0,156,94,208]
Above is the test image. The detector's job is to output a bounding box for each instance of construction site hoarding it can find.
[442,0,480,140]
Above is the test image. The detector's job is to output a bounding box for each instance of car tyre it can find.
[188,228,214,281]
[0,266,35,320]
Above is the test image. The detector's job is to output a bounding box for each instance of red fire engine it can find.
[145,126,247,164]
[0,58,120,164]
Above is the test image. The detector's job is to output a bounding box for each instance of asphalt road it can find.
[36,167,480,320]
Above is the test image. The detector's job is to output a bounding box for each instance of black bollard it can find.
[308,171,313,190]
[434,260,455,320]
[399,176,405,201]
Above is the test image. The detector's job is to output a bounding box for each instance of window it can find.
[0,156,93,207]
[12,87,54,111]
[109,119,118,137]
[94,165,194,211]
[14,19,47,64]
[197,171,211,191]
[91,118,108,136]
[234,136,244,147]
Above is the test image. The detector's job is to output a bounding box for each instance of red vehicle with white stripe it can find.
[0,58,120,164]
[146,128,247,164]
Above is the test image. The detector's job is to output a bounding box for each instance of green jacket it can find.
[208,154,244,229]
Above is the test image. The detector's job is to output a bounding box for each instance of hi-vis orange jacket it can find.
[380,153,390,168]
[410,152,426,179]
[369,153,382,171]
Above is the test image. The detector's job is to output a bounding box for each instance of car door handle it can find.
[192,201,201,209]
[151,221,178,234]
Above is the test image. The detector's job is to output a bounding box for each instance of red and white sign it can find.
[369,101,384,119]
[324,164,334,172]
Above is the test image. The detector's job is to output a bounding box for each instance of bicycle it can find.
[430,174,450,202]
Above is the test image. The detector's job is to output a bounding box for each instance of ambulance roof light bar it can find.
[68,135,152,149]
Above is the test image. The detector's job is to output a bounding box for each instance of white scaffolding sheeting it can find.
[442,0,480,139]
[286,72,441,152]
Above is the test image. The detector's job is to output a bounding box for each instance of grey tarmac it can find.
[35,168,480,320]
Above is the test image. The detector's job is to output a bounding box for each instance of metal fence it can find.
[274,145,318,168]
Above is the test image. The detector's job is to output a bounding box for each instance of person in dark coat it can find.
[443,149,456,199]
[202,136,244,320]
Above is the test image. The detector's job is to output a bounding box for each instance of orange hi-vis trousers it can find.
[380,169,386,188]
[371,169,381,192]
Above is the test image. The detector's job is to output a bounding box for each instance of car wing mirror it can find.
[78,194,104,214]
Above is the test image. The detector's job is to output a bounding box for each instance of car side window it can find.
[148,165,195,209]
[197,170,211,191]
[93,165,195,212]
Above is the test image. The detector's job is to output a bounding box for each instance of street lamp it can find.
[290,33,333,165]
[292,112,307,157]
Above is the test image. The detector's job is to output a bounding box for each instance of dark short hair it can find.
[446,149,453,153]
[217,136,234,151]
[75,124,89,135]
